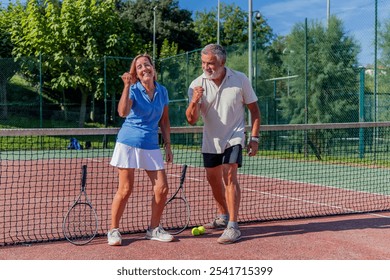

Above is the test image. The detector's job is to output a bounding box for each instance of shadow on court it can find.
[2,212,390,260]
[241,214,390,240]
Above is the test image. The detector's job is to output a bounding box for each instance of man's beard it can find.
[203,67,224,80]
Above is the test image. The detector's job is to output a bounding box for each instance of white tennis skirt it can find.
[110,142,164,170]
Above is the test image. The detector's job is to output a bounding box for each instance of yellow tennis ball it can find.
[191,227,200,236]
[197,226,206,235]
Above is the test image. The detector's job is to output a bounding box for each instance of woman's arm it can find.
[117,73,133,118]
[159,105,173,163]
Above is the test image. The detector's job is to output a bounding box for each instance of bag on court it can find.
[67,137,83,150]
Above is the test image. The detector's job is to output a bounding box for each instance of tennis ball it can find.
[191,227,200,236]
[197,226,206,235]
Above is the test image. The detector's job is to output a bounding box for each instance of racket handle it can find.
[81,165,87,189]
[180,164,187,185]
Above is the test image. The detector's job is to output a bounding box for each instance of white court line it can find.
[167,165,390,218]
[240,174,390,218]
[241,172,390,198]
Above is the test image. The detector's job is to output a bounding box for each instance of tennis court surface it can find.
[1,122,390,260]
[2,212,390,260]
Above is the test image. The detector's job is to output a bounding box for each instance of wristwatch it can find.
[250,136,259,143]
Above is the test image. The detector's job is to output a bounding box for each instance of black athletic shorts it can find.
[202,144,242,168]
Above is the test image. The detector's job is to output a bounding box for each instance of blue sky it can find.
[178,0,389,66]
[1,0,388,65]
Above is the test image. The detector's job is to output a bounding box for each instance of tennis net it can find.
[1,122,390,246]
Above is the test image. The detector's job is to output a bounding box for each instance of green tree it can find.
[0,6,14,58]
[0,2,25,119]
[10,0,141,127]
[375,18,390,121]
[159,38,178,59]
[193,3,273,48]
[378,17,390,92]
[280,16,360,124]
[120,0,200,57]
[379,18,390,68]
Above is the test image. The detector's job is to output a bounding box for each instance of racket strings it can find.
[63,202,98,245]
[161,197,190,234]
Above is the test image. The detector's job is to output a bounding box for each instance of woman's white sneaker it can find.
[145,226,174,242]
[107,228,122,246]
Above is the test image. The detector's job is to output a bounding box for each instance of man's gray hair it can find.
[201,44,227,63]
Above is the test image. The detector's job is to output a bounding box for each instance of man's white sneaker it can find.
[217,227,241,244]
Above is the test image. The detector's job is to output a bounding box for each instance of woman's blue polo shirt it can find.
[116,81,169,150]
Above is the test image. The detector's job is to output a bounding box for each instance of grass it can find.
[257,148,390,169]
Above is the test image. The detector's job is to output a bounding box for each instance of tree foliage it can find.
[379,18,390,67]
[279,16,360,124]
[9,0,141,127]
[0,5,15,58]
[193,3,274,48]
[378,18,390,96]
[120,0,200,56]
[0,2,26,119]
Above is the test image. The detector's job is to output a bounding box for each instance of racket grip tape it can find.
[180,164,187,185]
[81,165,87,189]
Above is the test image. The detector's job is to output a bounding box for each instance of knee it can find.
[154,183,169,199]
[225,182,240,194]
[116,185,132,200]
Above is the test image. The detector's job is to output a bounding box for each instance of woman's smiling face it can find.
[135,56,155,83]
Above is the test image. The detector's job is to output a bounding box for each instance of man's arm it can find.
[185,86,203,125]
[185,101,200,125]
[246,102,261,156]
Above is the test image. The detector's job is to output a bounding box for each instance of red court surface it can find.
[2,212,390,260]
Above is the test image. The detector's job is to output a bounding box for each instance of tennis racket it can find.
[63,165,98,245]
[161,164,190,235]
